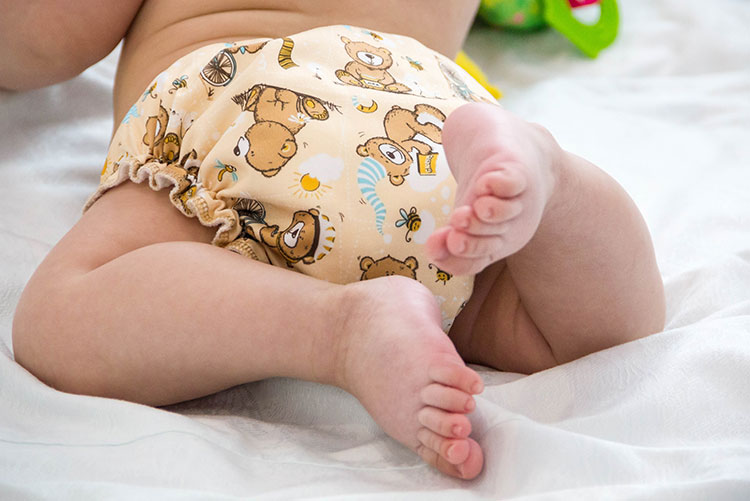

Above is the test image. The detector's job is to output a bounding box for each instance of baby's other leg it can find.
[0,0,143,90]
[428,103,665,373]
[12,182,485,479]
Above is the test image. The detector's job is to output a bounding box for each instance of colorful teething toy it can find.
[477,0,619,58]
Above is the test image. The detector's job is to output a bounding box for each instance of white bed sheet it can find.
[1,0,749,498]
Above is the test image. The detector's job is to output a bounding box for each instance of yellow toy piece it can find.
[455,51,502,99]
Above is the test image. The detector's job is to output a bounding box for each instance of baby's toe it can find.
[417,436,485,480]
[457,438,485,479]
[424,226,451,262]
[417,428,470,465]
[429,361,484,395]
[417,406,472,438]
[420,383,476,413]
[473,195,522,224]
[477,166,527,199]
[446,230,505,260]
[447,205,473,231]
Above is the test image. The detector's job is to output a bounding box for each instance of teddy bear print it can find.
[231,84,336,177]
[168,149,202,210]
[356,104,446,186]
[335,37,410,93]
[236,206,336,266]
[359,255,419,281]
[142,105,195,163]
[142,104,169,160]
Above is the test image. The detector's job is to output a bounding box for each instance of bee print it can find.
[429,263,452,284]
[169,75,188,94]
[396,206,421,242]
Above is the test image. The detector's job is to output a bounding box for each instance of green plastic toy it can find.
[478,0,619,58]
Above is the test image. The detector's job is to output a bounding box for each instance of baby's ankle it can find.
[292,281,362,389]
[323,280,380,390]
[331,277,435,391]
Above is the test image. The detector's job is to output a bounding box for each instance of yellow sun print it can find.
[289,172,331,199]
[287,154,344,199]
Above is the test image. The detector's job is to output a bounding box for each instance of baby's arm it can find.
[0,0,143,90]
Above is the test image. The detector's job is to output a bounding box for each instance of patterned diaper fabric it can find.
[87,25,497,331]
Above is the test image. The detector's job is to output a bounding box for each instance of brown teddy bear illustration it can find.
[232,85,334,177]
[359,255,419,280]
[356,104,446,185]
[239,208,336,266]
[336,37,410,93]
[142,104,169,159]
[166,149,201,211]
[143,105,193,163]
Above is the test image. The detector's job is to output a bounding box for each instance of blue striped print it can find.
[357,158,387,234]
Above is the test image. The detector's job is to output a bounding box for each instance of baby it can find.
[5,0,665,480]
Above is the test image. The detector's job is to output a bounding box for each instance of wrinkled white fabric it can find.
[1,0,749,498]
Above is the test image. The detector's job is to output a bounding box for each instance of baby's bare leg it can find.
[12,182,485,479]
[0,0,143,90]
[429,103,665,372]
[13,183,344,404]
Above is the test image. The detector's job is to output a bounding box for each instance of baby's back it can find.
[2,0,478,96]
[114,0,479,120]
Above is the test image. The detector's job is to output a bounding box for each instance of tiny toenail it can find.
[457,463,466,478]
[471,382,482,394]
[447,444,456,459]
[465,399,475,412]
[452,425,463,437]
[457,239,466,253]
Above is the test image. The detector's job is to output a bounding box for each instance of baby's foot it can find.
[336,276,485,479]
[426,103,561,276]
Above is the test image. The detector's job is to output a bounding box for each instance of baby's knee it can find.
[13,286,55,387]
[559,296,666,365]
[12,268,93,395]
